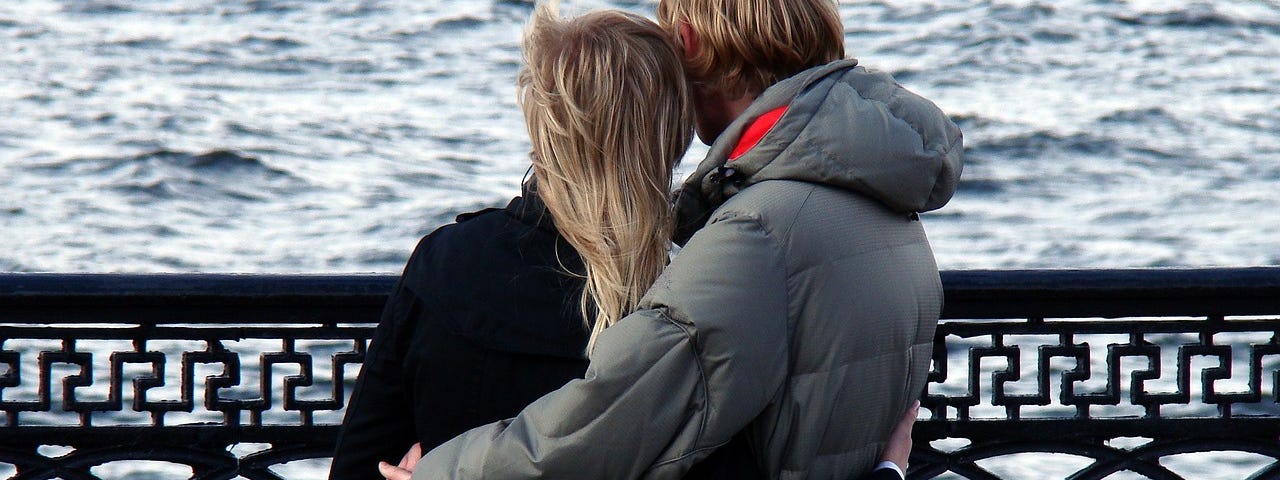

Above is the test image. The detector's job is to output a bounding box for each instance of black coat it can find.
[329,190,591,479]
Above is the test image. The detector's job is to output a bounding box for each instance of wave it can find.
[1092,210,1154,223]
[1222,112,1280,135]
[983,2,1057,26]
[108,36,170,49]
[1031,29,1078,43]
[966,131,1120,160]
[326,2,388,18]
[1097,107,1178,125]
[1096,107,1192,139]
[53,149,304,202]
[948,113,1001,131]
[1218,85,1272,95]
[878,3,1068,52]
[61,1,132,14]
[1110,4,1280,31]
[877,1,973,24]
[168,150,283,173]
[184,35,308,70]
[948,115,1187,167]
[237,34,306,51]
[236,0,300,15]
[431,16,489,33]
[223,53,378,76]
[1094,108,1196,161]
[956,179,1008,195]
[110,180,182,200]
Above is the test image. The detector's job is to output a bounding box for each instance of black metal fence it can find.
[1,269,1278,479]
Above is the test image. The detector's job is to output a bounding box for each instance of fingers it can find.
[401,443,423,471]
[388,443,424,479]
[898,400,920,429]
[879,400,920,471]
[379,461,413,480]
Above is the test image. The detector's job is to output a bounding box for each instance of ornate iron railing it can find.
[1,269,1278,479]
[919,269,1280,480]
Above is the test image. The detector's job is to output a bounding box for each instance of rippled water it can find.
[1,0,1277,273]
[1,0,1278,478]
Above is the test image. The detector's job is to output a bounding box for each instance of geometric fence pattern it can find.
[916,317,1280,480]
[0,274,387,480]
[1,270,1278,479]
[917,269,1280,480]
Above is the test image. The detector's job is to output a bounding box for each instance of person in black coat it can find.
[328,181,592,478]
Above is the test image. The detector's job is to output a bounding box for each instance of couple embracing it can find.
[332,1,963,479]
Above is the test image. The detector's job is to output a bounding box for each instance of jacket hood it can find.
[673,59,963,244]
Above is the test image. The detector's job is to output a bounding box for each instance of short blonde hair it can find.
[519,3,693,353]
[657,0,846,97]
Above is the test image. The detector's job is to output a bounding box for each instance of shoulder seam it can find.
[753,200,798,409]
[706,208,796,418]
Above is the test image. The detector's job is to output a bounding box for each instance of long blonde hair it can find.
[518,3,693,353]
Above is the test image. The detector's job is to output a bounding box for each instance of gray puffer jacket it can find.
[414,59,963,480]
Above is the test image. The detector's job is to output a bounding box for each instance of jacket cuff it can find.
[875,460,905,480]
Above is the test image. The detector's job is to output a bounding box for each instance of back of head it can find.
[518,2,693,353]
[657,0,845,97]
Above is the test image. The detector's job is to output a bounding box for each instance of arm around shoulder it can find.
[411,307,706,479]
[412,211,794,479]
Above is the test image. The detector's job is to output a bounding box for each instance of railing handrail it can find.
[0,273,395,303]
[2,267,1278,319]
[941,267,1280,318]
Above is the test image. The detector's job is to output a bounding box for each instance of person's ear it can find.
[679,22,700,59]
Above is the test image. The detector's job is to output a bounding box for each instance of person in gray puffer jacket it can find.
[400,2,963,479]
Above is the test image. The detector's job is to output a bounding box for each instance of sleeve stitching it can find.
[643,308,712,470]
[744,202,798,408]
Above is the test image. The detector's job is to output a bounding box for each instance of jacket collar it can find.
[508,177,560,234]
